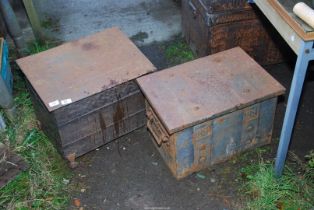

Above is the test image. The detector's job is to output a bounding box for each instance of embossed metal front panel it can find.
[147,98,277,179]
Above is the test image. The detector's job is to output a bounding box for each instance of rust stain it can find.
[213,57,222,63]
[243,88,251,93]
[81,42,98,51]
[101,85,107,90]
[109,79,118,86]
[98,112,106,142]
[113,101,125,136]
[217,118,224,124]
[102,79,119,90]
[157,135,177,176]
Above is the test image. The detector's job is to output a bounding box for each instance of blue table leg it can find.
[275,40,314,176]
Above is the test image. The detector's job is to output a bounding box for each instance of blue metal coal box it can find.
[137,47,285,179]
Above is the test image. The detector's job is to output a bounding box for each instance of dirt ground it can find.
[67,43,314,210]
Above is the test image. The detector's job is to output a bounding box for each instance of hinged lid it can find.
[189,0,257,26]
[137,47,285,134]
[16,27,156,112]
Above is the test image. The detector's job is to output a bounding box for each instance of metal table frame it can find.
[252,0,314,176]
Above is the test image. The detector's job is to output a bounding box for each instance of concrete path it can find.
[32,0,181,45]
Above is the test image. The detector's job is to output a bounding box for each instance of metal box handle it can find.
[146,108,169,146]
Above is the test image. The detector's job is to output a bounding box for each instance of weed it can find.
[0,42,71,209]
[240,159,314,210]
[165,38,195,65]
[304,150,314,183]
[131,31,149,43]
[305,150,314,169]
[27,41,55,55]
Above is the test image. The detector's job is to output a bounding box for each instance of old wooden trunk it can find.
[16,28,156,163]
[182,0,284,65]
[137,48,285,179]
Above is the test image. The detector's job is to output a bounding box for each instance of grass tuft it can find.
[0,42,71,209]
[27,41,55,55]
[241,159,314,210]
[165,38,195,65]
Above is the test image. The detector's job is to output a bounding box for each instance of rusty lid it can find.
[16,27,156,111]
[137,47,285,134]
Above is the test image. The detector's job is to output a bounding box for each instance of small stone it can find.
[63,178,70,185]
[69,161,79,169]
[196,173,206,179]
[106,147,110,150]
[95,148,99,151]
[122,146,126,150]
[73,198,81,207]
[81,188,86,193]
[210,178,216,183]
[152,161,158,166]
[197,187,200,191]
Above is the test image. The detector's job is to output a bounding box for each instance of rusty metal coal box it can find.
[182,0,285,65]
[16,28,156,164]
[137,47,285,179]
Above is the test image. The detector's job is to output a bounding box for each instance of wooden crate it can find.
[182,0,285,65]
[137,48,285,179]
[16,28,156,165]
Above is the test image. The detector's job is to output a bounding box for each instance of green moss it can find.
[26,41,55,55]
[165,39,195,65]
[41,17,60,30]
[131,31,149,42]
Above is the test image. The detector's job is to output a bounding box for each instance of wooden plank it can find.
[22,0,44,41]
[255,0,302,54]
[269,0,314,41]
